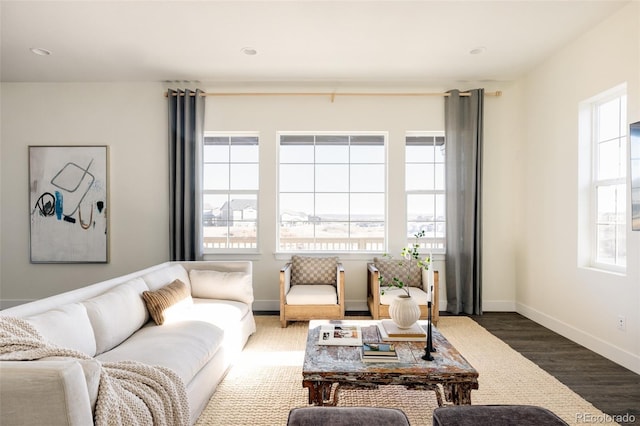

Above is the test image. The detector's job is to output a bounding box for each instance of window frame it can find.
[405,131,446,253]
[202,131,260,254]
[581,86,627,272]
[276,131,387,253]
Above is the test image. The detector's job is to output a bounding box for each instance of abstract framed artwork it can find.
[29,145,109,263]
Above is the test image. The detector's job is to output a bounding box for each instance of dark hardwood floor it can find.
[469,312,640,425]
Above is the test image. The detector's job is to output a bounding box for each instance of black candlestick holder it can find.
[422,286,436,361]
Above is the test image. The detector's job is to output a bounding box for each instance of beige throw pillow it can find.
[142,279,191,325]
[189,269,254,304]
[291,256,338,285]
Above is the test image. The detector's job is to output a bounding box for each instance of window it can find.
[202,133,259,252]
[581,87,627,270]
[406,133,446,251]
[278,133,385,251]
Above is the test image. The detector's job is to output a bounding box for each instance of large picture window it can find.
[202,133,259,252]
[406,133,446,250]
[278,133,385,251]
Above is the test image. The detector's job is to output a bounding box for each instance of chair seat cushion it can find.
[380,286,428,306]
[286,284,337,305]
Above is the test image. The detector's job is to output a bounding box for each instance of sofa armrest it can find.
[0,360,95,426]
[179,260,252,275]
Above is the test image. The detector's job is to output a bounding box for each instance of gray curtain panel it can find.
[167,89,205,261]
[444,89,484,315]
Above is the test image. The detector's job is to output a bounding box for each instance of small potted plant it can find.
[379,230,431,328]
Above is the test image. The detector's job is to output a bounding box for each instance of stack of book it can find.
[377,320,426,342]
[360,342,399,363]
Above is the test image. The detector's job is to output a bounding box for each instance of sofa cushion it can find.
[374,257,422,288]
[180,298,251,326]
[142,279,192,325]
[142,263,191,292]
[291,256,337,285]
[26,303,97,356]
[189,269,254,304]
[96,320,223,386]
[285,284,337,305]
[83,278,149,354]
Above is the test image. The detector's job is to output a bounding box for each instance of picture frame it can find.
[29,145,109,263]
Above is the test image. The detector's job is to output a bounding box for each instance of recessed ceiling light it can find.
[470,47,486,55]
[30,47,52,56]
[241,47,257,56]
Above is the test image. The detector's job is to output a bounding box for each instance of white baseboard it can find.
[252,300,280,312]
[482,300,517,312]
[438,299,516,313]
[252,299,371,312]
[254,298,449,313]
[516,302,640,375]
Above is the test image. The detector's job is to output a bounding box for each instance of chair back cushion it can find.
[373,257,422,288]
[291,256,338,285]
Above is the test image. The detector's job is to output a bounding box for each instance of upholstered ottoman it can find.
[432,405,568,425]
[287,406,410,426]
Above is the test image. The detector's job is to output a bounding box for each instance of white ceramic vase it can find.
[389,294,421,329]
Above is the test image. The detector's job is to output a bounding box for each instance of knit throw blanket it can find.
[0,316,190,426]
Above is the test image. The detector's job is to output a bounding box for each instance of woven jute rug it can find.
[196,316,614,426]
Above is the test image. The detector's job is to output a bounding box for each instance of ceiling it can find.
[0,0,630,86]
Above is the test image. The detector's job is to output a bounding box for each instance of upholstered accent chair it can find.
[432,405,569,426]
[367,257,439,325]
[280,255,345,328]
[288,407,410,426]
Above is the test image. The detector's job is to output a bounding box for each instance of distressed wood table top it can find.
[302,319,479,406]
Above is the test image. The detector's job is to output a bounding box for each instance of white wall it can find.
[0,81,519,314]
[517,2,640,374]
[0,83,170,304]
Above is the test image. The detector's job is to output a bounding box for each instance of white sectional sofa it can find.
[0,261,256,426]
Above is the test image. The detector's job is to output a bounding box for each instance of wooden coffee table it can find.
[302,320,479,406]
